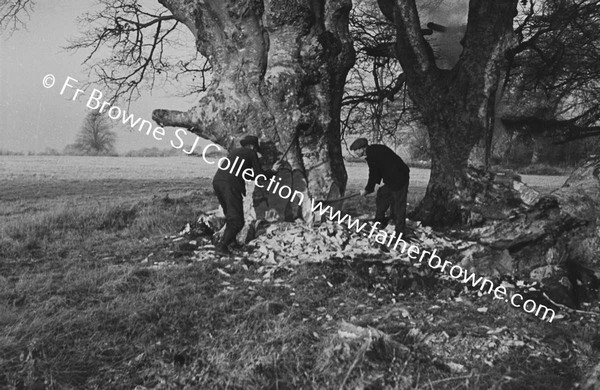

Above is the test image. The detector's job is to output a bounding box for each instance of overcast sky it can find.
[0,0,200,153]
[0,0,468,154]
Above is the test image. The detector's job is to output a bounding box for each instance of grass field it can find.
[0,156,567,224]
[2,156,596,389]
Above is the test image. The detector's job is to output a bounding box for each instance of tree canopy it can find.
[503,0,600,143]
[4,0,600,225]
[72,110,117,155]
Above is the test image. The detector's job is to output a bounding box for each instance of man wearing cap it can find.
[212,135,281,255]
[349,138,410,237]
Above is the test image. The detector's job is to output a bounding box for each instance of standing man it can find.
[212,135,280,255]
[350,138,410,238]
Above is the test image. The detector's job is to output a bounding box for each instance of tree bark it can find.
[458,156,600,308]
[378,0,517,227]
[152,0,355,222]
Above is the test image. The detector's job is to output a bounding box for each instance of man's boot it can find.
[215,226,236,256]
[373,216,389,229]
[214,243,232,256]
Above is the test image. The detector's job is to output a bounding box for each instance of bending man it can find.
[212,135,280,255]
[350,138,410,237]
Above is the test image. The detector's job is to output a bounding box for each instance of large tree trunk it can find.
[378,0,517,227]
[415,112,476,226]
[152,0,355,222]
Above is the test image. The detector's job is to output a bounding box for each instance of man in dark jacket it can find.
[350,138,410,236]
[212,135,280,255]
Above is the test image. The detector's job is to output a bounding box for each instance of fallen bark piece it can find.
[459,157,600,307]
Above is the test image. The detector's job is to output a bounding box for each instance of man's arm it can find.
[365,157,381,194]
[249,150,280,178]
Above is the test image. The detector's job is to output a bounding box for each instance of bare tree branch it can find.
[378,0,438,76]
[363,42,396,58]
[0,0,34,34]
[342,72,405,105]
[65,0,209,104]
[342,0,416,143]
[502,0,600,141]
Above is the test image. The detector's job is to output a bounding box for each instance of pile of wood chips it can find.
[194,217,479,275]
[160,210,490,283]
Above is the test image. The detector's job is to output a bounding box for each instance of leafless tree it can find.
[503,0,600,144]
[8,0,597,227]
[1,0,357,223]
[342,0,430,149]
[0,0,34,34]
[65,0,210,102]
[371,0,518,226]
[73,110,117,155]
[343,0,457,155]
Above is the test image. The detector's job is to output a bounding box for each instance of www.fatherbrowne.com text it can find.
[309,200,556,323]
[43,73,556,323]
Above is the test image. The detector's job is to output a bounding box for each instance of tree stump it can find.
[457,156,600,307]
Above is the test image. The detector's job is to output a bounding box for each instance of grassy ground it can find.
[0,156,596,389]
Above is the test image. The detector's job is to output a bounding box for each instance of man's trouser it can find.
[212,180,245,247]
[375,182,408,235]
